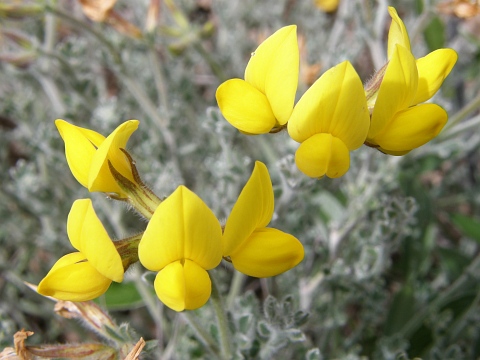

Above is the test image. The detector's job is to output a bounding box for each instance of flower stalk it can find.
[210,273,232,359]
[107,152,162,219]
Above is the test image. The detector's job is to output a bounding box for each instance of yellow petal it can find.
[244,25,299,125]
[412,49,458,105]
[223,162,274,256]
[287,61,369,149]
[295,133,350,179]
[55,119,104,188]
[230,228,304,278]
[37,252,112,301]
[369,45,418,139]
[314,0,339,12]
[139,186,223,271]
[153,260,211,311]
[76,125,106,148]
[372,104,447,152]
[377,148,411,156]
[216,79,276,134]
[67,199,124,282]
[387,7,411,60]
[89,120,139,193]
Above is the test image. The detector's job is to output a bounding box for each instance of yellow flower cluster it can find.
[38,121,303,311]
[216,7,458,178]
[38,6,455,313]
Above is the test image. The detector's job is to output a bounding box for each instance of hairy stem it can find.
[210,274,232,358]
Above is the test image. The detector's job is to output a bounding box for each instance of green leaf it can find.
[414,0,423,13]
[294,310,309,327]
[210,323,219,342]
[441,292,476,319]
[306,348,322,360]
[257,321,272,338]
[263,295,277,322]
[101,282,144,311]
[236,334,250,349]
[282,295,294,316]
[384,283,415,336]
[316,191,346,223]
[423,16,445,51]
[238,314,252,334]
[451,213,480,243]
[437,247,469,280]
[285,328,305,343]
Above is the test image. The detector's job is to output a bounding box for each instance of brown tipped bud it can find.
[168,40,188,55]
[0,52,36,68]
[2,29,34,49]
[164,0,189,29]
[107,150,162,219]
[114,233,142,271]
[78,0,116,22]
[0,346,21,359]
[13,329,34,360]
[107,11,143,39]
[27,343,116,359]
[0,4,44,19]
[54,301,119,341]
[199,21,215,38]
[4,329,118,359]
[437,1,480,19]
[364,62,388,110]
[145,0,161,33]
[123,338,146,360]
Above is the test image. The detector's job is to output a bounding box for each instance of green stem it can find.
[443,91,480,132]
[399,252,480,339]
[131,266,163,330]
[161,315,182,360]
[115,75,185,182]
[181,311,221,359]
[193,43,227,82]
[438,114,480,142]
[44,5,123,66]
[210,274,232,358]
[132,270,167,357]
[33,71,66,115]
[120,75,178,154]
[448,288,480,341]
[44,1,57,54]
[226,271,245,311]
[148,46,171,121]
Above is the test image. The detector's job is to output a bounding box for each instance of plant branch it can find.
[399,252,480,339]
[210,273,232,358]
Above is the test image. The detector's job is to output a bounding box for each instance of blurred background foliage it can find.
[0,0,479,359]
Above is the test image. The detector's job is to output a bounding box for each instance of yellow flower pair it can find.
[216,7,458,178]
[365,7,458,155]
[38,121,304,311]
[140,161,303,311]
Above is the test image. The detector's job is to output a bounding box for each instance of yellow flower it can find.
[38,199,124,301]
[223,161,304,277]
[138,186,223,311]
[366,7,458,155]
[216,26,299,134]
[288,61,370,178]
[314,0,339,13]
[55,119,139,196]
